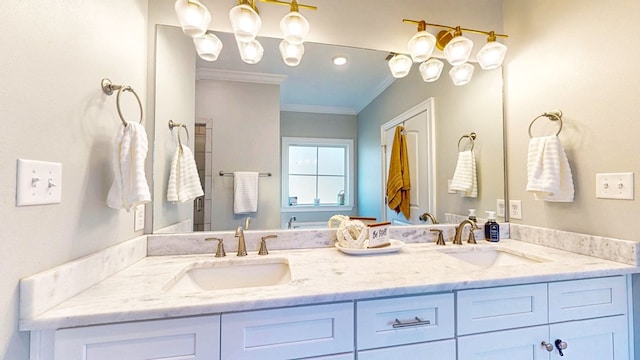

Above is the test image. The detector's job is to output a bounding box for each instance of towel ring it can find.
[168,120,190,150]
[101,78,143,127]
[457,132,476,152]
[528,110,563,138]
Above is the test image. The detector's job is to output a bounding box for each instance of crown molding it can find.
[196,68,287,85]
[281,104,357,115]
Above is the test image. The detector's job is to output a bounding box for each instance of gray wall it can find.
[358,65,504,222]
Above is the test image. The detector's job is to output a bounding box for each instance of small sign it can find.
[368,221,391,248]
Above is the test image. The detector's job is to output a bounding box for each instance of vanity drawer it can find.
[358,339,456,360]
[457,283,548,335]
[548,276,627,322]
[356,293,454,350]
[221,302,354,360]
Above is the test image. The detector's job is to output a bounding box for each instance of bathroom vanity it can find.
[20,229,639,360]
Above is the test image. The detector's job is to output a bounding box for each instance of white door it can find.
[381,99,435,225]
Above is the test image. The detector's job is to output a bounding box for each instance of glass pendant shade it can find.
[443,35,474,66]
[408,31,436,63]
[418,58,444,82]
[477,41,507,70]
[229,4,262,42]
[388,54,412,78]
[279,40,305,66]
[194,32,223,61]
[174,0,211,38]
[280,12,309,45]
[238,39,264,64]
[449,63,475,86]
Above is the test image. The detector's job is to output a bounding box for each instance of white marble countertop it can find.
[20,238,639,331]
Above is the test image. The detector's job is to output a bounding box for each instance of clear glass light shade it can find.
[477,41,507,70]
[229,4,261,42]
[174,0,211,38]
[280,12,309,45]
[408,31,436,63]
[279,40,305,66]
[449,63,475,86]
[388,54,412,78]
[418,58,444,82]
[237,39,264,64]
[443,35,474,66]
[194,33,223,61]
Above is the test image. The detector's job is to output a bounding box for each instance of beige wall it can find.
[0,1,148,358]
[503,0,640,241]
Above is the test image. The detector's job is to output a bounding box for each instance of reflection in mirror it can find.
[153,25,505,233]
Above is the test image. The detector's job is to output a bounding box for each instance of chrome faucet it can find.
[287,216,297,229]
[235,226,248,256]
[453,219,479,245]
[419,212,439,224]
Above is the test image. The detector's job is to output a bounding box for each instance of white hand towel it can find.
[167,145,204,203]
[526,136,574,202]
[233,171,259,214]
[107,122,151,210]
[448,150,478,198]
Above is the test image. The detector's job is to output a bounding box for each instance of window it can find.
[282,137,354,211]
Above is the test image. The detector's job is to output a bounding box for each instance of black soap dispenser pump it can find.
[484,211,500,242]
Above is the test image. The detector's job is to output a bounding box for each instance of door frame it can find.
[380,98,436,222]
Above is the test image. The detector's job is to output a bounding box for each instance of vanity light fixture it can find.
[174,0,212,38]
[407,20,436,63]
[476,31,508,70]
[279,40,304,66]
[194,32,224,61]
[229,0,262,42]
[449,63,475,86]
[237,38,264,64]
[441,27,474,66]
[419,58,444,82]
[332,55,348,66]
[388,53,412,78]
[260,0,317,66]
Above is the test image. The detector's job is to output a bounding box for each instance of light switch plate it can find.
[509,200,522,219]
[596,172,634,200]
[134,204,145,231]
[496,199,505,218]
[16,159,62,206]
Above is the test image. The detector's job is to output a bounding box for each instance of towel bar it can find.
[457,132,476,152]
[168,120,190,150]
[219,171,272,177]
[528,110,563,138]
[101,78,143,127]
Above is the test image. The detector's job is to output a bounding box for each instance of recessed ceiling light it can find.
[332,56,348,66]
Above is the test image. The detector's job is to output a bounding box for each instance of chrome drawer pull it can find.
[392,317,431,328]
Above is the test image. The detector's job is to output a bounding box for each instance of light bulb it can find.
[449,63,475,86]
[230,4,261,42]
[444,35,473,66]
[279,40,304,66]
[418,58,444,82]
[238,39,264,64]
[388,54,412,78]
[194,32,223,61]
[332,56,347,66]
[174,0,211,38]
[280,11,309,45]
[408,31,436,63]
[477,41,507,70]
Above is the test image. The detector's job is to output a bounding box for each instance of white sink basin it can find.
[439,247,549,268]
[164,257,291,293]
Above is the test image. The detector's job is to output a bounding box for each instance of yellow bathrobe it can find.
[386,126,411,219]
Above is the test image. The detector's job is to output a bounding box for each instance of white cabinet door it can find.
[548,316,628,359]
[55,315,220,360]
[358,339,455,360]
[457,325,549,360]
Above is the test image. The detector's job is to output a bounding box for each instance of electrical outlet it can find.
[496,199,505,218]
[595,172,634,200]
[509,200,522,219]
[134,204,145,231]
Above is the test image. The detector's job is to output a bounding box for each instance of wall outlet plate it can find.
[134,204,145,231]
[595,172,634,200]
[16,159,62,206]
[496,199,505,218]
[509,200,522,220]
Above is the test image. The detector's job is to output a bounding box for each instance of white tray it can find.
[335,239,405,255]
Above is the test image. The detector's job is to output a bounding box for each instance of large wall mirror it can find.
[152,24,506,233]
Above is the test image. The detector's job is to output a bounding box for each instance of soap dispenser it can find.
[484,211,500,242]
[468,209,477,223]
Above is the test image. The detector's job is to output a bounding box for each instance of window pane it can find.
[289,146,317,175]
[289,175,316,204]
[318,176,345,204]
[318,147,345,176]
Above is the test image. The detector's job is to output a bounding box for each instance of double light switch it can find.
[16,159,62,206]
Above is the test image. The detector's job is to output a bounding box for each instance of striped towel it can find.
[526,136,574,202]
[233,172,259,214]
[107,122,151,210]
[167,145,204,203]
[449,150,477,198]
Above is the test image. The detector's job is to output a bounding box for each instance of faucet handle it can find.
[430,229,445,245]
[205,237,226,257]
[259,235,277,255]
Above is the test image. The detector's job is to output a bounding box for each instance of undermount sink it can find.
[439,247,550,268]
[164,257,291,293]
